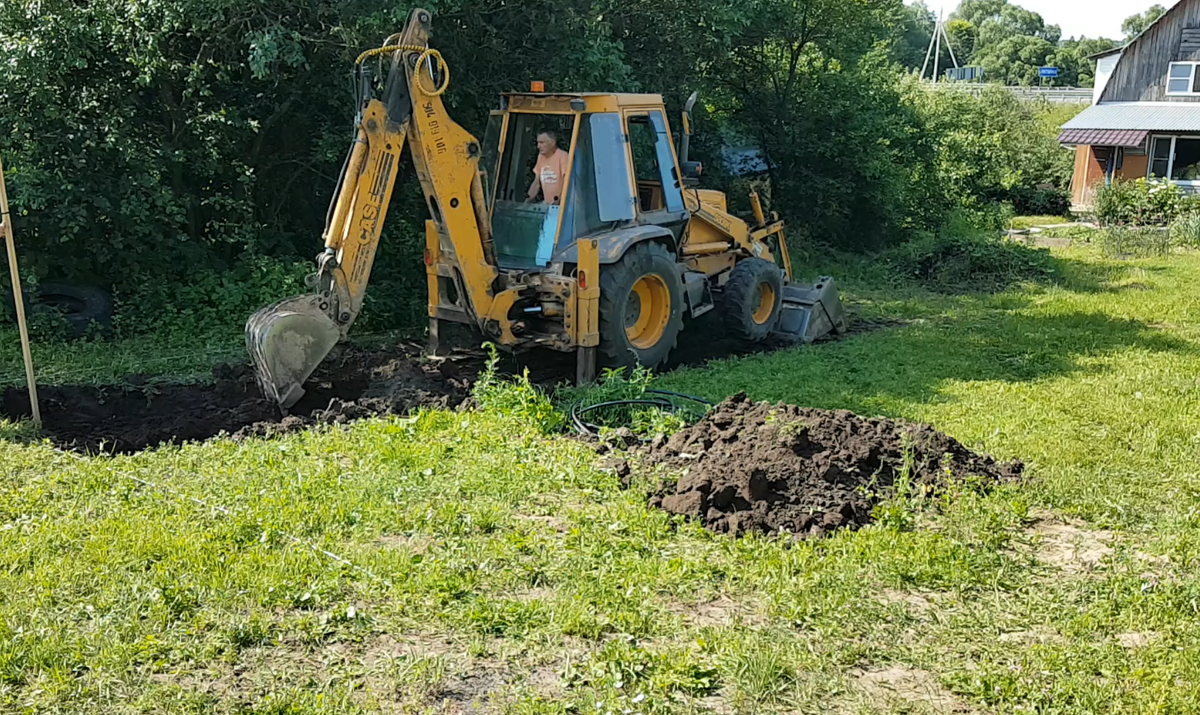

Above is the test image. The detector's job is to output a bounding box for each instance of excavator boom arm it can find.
[246,8,505,409]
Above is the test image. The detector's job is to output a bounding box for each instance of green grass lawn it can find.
[1009,215,1072,230]
[3,245,1200,714]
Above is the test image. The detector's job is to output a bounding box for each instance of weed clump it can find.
[1098,226,1172,258]
[559,366,709,443]
[471,343,564,434]
[886,215,1056,292]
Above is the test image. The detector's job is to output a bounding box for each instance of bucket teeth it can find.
[245,295,341,409]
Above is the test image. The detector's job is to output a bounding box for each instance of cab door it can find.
[622,108,686,223]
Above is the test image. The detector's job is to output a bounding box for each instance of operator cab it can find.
[481,93,689,269]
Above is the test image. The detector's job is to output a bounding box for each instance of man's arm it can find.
[526,172,541,202]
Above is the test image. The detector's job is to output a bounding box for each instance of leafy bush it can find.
[1171,212,1200,248]
[887,214,1056,291]
[1093,178,1190,226]
[110,256,310,342]
[1004,186,1070,217]
[904,83,1077,225]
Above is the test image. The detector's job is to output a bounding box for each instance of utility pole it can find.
[920,7,960,83]
[933,7,942,82]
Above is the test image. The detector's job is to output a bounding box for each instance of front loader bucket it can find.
[246,295,341,410]
[772,277,848,344]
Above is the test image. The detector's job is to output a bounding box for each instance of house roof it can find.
[1057,128,1149,146]
[1087,46,1125,60]
[1061,103,1200,132]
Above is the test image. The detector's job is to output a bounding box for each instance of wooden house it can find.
[1060,0,1200,208]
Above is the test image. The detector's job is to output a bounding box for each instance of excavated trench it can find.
[0,314,900,454]
[1,345,477,453]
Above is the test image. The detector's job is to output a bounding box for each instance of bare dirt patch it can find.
[878,589,943,614]
[643,393,1022,537]
[853,665,970,713]
[997,627,1063,645]
[665,594,767,628]
[507,586,556,602]
[1115,631,1158,649]
[1029,512,1114,573]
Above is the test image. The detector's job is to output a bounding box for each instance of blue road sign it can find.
[1039,67,1059,78]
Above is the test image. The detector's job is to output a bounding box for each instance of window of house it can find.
[1148,136,1200,181]
[1151,137,1172,177]
[1166,62,1200,95]
[1173,139,1200,180]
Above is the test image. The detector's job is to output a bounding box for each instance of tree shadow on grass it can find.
[662,298,1193,417]
[1047,254,1172,295]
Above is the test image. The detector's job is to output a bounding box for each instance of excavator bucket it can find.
[772,276,848,344]
[245,295,341,410]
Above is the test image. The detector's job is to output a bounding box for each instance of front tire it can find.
[598,242,684,371]
[721,258,783,342]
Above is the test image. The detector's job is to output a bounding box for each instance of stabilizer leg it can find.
[576,346,597,386]
[427,317,445,357]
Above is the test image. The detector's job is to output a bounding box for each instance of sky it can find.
[912,0,1178,40]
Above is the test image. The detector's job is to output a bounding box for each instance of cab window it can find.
[559,113,636,247]
[627,110,684,214]
[488,112,573,268]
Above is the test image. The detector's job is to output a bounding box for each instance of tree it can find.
[678,0,938,247]
[976,4,1060,45]
[945,0,1070,83]
[954,0,1008,28]
[1122,5,1167,40]
[974,34,1056,85]
[945,19,978,62]
[1054,37,1120,87]
[892,2,936,70]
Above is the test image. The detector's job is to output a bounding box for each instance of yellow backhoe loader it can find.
[246,8,847,409]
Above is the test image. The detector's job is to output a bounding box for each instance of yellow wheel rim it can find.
[625,274,671,349]
[752,282,776,325]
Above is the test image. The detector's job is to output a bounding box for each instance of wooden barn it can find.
[1061,0,1200,208]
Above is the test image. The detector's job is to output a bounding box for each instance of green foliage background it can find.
[0,0,1082,340]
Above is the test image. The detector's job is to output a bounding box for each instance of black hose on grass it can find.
[570,390,714,436]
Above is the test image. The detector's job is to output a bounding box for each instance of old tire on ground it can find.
[598,241,684,371]
[721,258,783,342]
[7,282,114,339]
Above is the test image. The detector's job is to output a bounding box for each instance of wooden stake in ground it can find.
[0,150,41,426]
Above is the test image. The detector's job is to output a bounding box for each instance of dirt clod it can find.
[643,393,1021,538]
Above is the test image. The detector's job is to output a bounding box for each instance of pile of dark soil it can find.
[1,345,476,453]
[643,393,1022,538]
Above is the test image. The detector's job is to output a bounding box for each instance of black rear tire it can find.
[7,282,114,339]
[598,242,684,372]
[721,258,783,342]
